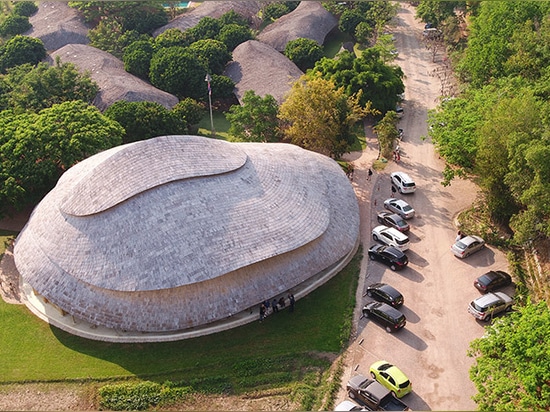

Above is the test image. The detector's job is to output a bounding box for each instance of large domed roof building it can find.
[14,136,359,342]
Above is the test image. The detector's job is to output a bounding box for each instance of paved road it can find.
[338,4,511,411]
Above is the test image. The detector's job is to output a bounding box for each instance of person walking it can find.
[259,304,266,322]
[272,298,279,313]
[367,168,373,181]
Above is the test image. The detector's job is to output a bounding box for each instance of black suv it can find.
[368,244,408,271]
[362,302,406,333]
[366,283,404,307]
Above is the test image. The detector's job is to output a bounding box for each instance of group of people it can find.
[259,293,295,322]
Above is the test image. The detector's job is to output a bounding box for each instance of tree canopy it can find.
[284,38,324,72]
[0,59,99,113]
[468,300,550,411]
[0,101,123,217]
[312,49,404,114]
[226,90,281,143]
[278,75,371,159]
[0,35,46,74]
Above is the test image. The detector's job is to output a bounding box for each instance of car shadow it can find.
[453,246,496,268]
[404,249,429,268]
[399,305,420,324]
[406,392,432,411]
[397,266,425,283]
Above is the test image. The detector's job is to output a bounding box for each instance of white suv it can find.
[468,292,513,321]
[372,225,410,251]
[391,172,416,194]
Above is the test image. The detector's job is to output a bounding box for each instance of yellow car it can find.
[369,360,412,398]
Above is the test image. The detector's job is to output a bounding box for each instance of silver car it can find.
[468,292,513,321]
[451,235,485,258]
[384,198,415,219]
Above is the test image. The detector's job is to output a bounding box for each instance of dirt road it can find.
[338,4,510,411]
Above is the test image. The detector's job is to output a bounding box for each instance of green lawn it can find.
[0,248,361,394]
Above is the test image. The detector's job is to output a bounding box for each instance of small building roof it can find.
[257,1,338,52]
[154,1,262,37]
[49,44,179,110]
[25,2,89,51]
[224,40,303,105]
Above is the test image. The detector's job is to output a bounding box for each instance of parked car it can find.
[368,244,409,271]
[468,292,514,321]
[372,225,410,251]
[347,375,410,411]
[377,211,410,233]
[384,198,415,219]
[451,235,485,258]
[369,360,412,398]
[391,172,416,194]
[366,283,404,307]
[474,270,512,293]
[396,106,404,118]
[362,301,406,333]
[334,400,369,411]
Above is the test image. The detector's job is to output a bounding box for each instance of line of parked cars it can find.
[338,172,417,411]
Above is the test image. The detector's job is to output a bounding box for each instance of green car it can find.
[369,360,412,398]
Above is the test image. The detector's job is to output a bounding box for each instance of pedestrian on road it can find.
[367,168,373,181]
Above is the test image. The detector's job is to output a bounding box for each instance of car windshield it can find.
[402,204,413,212]
[395,220,407,228]
[478,274,492,285]
[455,241,467,250]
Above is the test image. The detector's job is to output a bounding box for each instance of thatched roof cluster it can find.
[49,44,179,111]
[153,1,262,37]
[25,2,89,51]
[257,1,339,52]
[14,135,359,338]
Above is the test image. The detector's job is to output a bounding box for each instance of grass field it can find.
[0,247,361,399]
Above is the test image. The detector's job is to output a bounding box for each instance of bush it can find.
[98,381,192,411]
[12,1,38,17]
[0,35,46,73]
[0,15,32,37]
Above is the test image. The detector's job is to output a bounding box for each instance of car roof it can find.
[379,245,405,257]
[391,171,413,181]
[370,301,404,318]
[386,198,409,206]
[474,292,512,306]
[461,235,483,245]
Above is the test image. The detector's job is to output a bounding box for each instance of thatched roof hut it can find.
[224,40,303,105]
[257,1,338,52]
[25,2,89,51]
[49,44,179,111]
[14,135,359,342]
[153,1,262,37]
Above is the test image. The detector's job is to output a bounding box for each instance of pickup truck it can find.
[346,375,409,411]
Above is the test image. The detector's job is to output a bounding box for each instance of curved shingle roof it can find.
[49,44,179,110]
[14,136,359,336]
[257,1,338,52]
[224,40,303,105]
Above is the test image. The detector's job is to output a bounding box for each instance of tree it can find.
[284,38,324,72]
[155,28,193,49]
[12,1,38,17]
[172,98,205,133]
[262,3,291,21]
[187,16,221,42]
[88,20,144,59]
[278,75,371,158]
[187,39,231,75]
[373,111,400,159]
[123,40,155,80]
[0,59,99,112]
[0,101,123,216]
[149,46,208,100]
[0,35,46,74]
[217,23,253,51]
[338,9,367,41]
[104,101,186,144]
[226,90,281,143]
[0,14,32,37]
[468,300,550,410]
[209,74,235,99]
[415,0,463,27]
[312,49,404,114]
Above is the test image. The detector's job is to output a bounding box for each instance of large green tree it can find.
[312,49,404,114]
[149,46,207,100]
[0,59,98,112]
[0,35,46,73]
[0,101,123,216]
[103,101,186,144]
[284,38,324,72]
[226,90,281,143]
[278,75,370,158]
[187,39,231,75]
[468,300,550,410]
